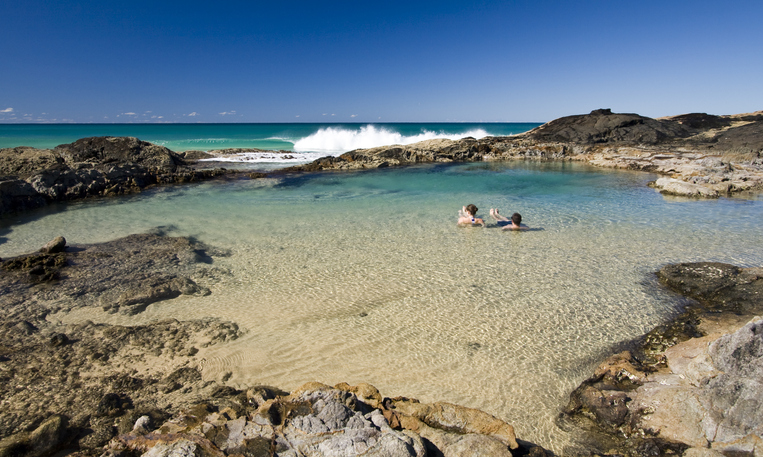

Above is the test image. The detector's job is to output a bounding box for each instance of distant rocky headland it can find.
[1,110,762,456]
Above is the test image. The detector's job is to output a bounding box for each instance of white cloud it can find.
[350,114,358,118]
[0,107,13,113]
[186,112,200,117]
[219,111,236,116]
[122,112,137,116]
[295,115,300,118]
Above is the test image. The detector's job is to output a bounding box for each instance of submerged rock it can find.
[0,232,227,318]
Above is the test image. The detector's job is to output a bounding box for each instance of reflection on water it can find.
[2,162,762,451]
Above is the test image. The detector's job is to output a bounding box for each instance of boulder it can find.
[0,414,69,457]
[54,136,181,171]
[650,177,720,198]
[40,236,66,254]
[389,398,519,450]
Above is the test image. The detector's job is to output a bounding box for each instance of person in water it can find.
[458,204,485,227]
[490,208,528,230]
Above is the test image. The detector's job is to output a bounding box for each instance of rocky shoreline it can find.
[1,109,762,456]
[2,109,763,216]
[275,109,763,198]
[1,234,761,456]
[0,235,536,457]
[561,263,763,456]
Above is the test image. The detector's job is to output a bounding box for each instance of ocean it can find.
[2,124,763,452]
[0,122,540,156]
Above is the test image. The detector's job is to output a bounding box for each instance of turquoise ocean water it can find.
[2,124,763,452]
[0,122,540,153]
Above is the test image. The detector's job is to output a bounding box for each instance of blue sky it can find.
[1,0,761,123]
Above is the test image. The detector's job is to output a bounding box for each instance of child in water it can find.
[458,204,485,227]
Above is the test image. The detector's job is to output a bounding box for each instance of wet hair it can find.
[466,204,478,216]
[511,213,522,225]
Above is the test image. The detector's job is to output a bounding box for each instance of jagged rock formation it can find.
[101,382,528,457]
[0,137,228,215]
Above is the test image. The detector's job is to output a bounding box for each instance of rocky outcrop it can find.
[277,110,763,198]
[561,262,763,456]
[101,382,530,457]
[0,178,48,213]
[1,232,229,317]
[0,137,229,215]
[0,317,243,456]
[524,109,693,145]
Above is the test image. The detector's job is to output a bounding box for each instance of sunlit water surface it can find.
[2,162,762,452]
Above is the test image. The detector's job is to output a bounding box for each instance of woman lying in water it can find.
[457,204,485,227]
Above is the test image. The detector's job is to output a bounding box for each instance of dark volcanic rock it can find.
[666,112,733,130]
[710,119,763,154]
[54,136,182,170]
[524,109,693,145]
[0,137,230,215]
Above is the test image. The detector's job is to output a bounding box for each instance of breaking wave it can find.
[293,125,490,154]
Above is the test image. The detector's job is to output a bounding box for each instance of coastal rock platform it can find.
[561,263,763,456]
[278,110,763,198]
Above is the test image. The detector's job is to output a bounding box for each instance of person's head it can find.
[511,213,522,225]
[466,204,478,216]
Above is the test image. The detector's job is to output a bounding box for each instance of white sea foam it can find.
[293,125,490,154]
[199,152,328,163]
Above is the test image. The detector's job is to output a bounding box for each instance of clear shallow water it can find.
[2,161,763,451]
